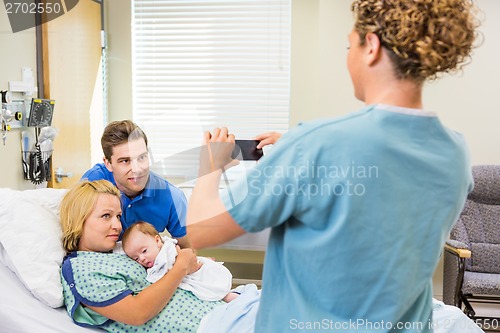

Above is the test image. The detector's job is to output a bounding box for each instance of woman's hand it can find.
[175,246,202,274]
[255,131,282,149]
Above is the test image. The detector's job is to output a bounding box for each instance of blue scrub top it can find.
[223,105,473,332]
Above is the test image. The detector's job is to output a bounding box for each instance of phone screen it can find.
[232,139,264,160]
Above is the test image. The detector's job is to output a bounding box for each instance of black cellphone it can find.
[232,139,264,160]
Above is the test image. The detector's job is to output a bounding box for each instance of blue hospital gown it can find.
[61,251,224,333]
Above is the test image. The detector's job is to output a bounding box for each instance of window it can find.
[132,0,290,178]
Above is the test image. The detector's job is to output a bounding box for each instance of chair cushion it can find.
[462,271,500,296]
[460,202,500,244]
[457,200,500,273]
[468,165,500,205]
[469,243,500,274]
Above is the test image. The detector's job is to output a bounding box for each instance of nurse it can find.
[187,0,479,332]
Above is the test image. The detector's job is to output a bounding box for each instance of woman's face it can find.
[78,193,122,252]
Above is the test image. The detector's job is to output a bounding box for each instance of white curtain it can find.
[132,0,290,178]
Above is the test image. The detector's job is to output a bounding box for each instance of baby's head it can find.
[122,221,163,268]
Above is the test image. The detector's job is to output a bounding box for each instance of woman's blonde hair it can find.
[351,0,481,82]
[60,180,121,252]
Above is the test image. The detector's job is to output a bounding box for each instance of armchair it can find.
[443,165,500,324]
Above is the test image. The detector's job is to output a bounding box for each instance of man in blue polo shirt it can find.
[82,120,191,248]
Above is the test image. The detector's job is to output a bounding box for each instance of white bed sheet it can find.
[197,283,485,333]
[0,262,104,333]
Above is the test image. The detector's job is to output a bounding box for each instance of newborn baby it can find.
[122,221,238,302]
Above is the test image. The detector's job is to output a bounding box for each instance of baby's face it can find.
[123,231,163,268]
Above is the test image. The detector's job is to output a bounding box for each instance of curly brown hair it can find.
[351,0,480,82]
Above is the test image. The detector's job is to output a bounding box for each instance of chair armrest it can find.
[443,241,470,306]
[444,241,471,258]
[446,239,469,250]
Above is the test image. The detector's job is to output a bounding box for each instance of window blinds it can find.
[132,0,290,177]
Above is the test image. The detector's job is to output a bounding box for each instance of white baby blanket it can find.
[147,238,233,301]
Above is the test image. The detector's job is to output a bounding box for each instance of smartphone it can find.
[232,139,264,160]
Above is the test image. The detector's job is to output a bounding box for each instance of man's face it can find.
[104,138,150,198]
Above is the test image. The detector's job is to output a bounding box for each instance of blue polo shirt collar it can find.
[141,175,155,198]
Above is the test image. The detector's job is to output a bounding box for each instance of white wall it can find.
[423,1,500,165]
[105,0,132,123]
[0,9,38,190]
[290,0,363,126]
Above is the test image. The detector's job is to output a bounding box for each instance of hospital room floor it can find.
[460,304,499,331]
[432,296,499,332]
[464,303,499,320]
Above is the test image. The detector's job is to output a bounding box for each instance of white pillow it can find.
[0,187,67,308]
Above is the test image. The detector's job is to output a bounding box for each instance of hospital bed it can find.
[0,260,104,333]
[0,187,484,333]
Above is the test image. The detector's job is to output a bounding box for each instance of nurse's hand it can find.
[255,131,282,149]
[200,127,239,174]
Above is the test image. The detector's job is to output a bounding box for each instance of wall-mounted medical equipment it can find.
[1,90,25,145]
[27,99,55,127]
[2,68,57,184]
[22,99,56,185]
[1,68,38,144]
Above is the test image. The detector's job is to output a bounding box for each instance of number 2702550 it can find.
[5,2,62,14]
